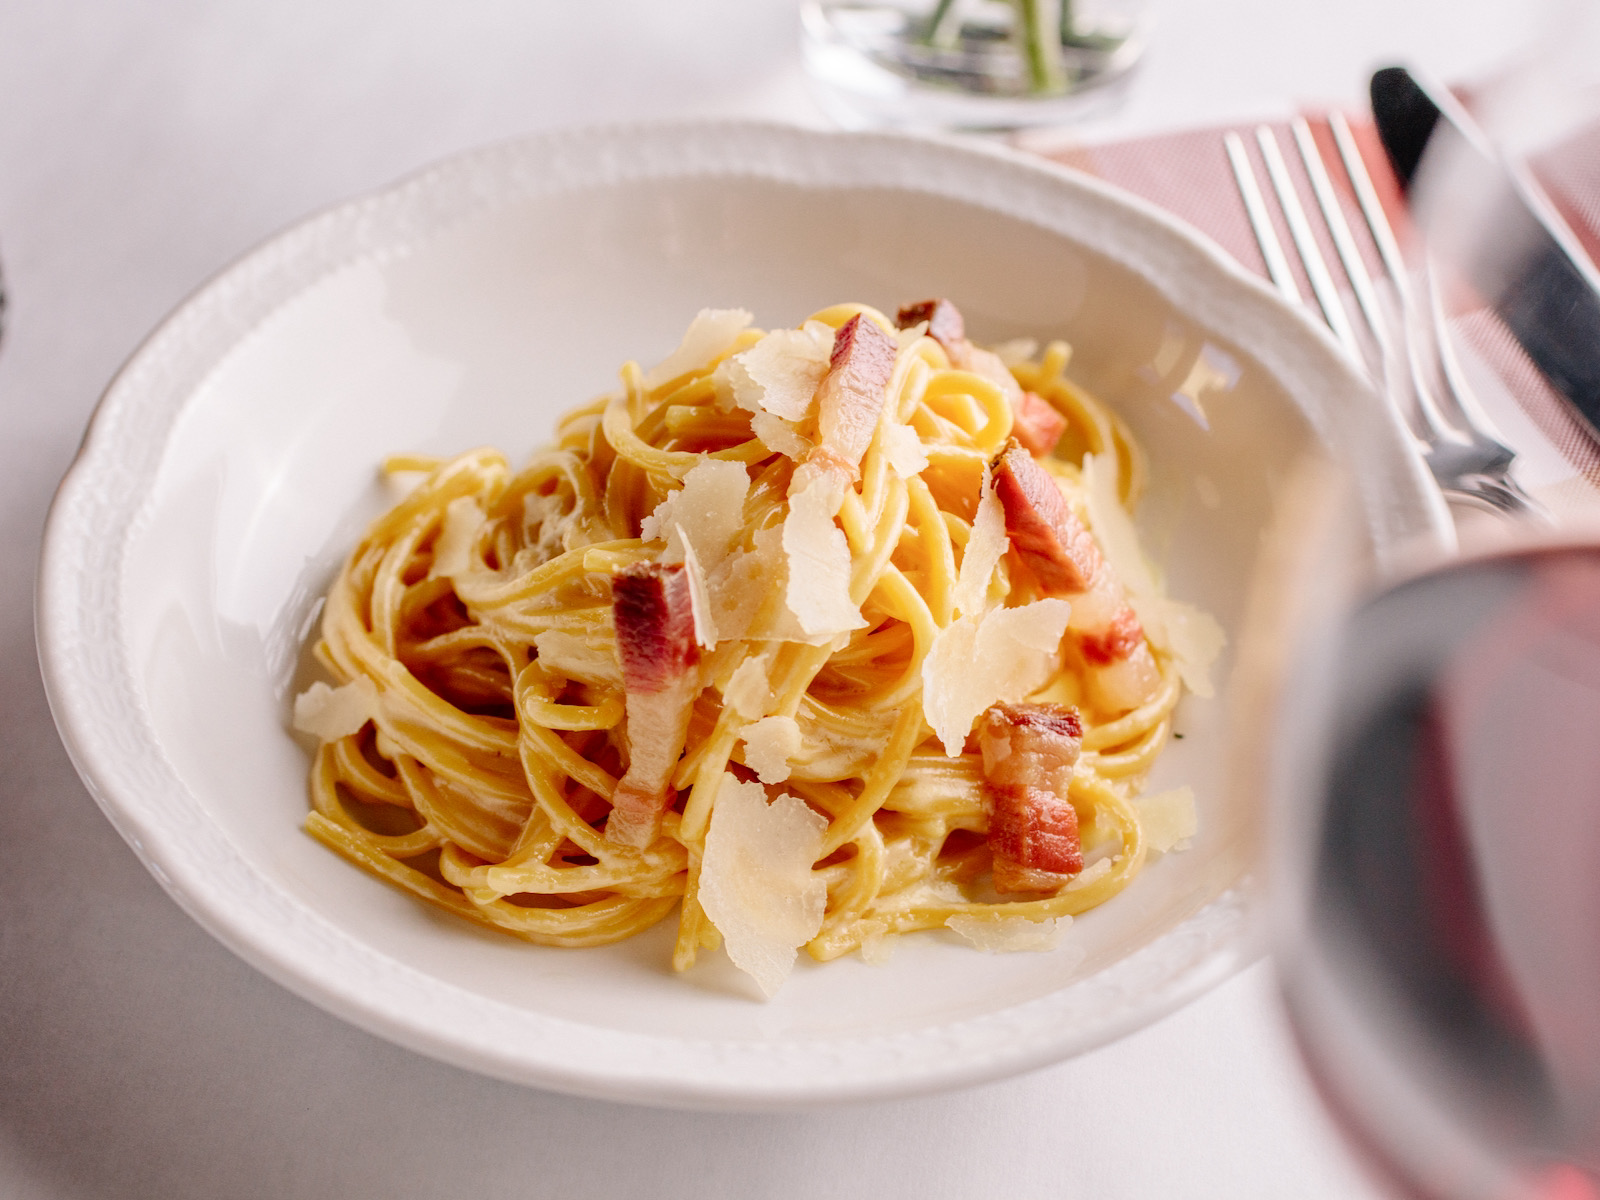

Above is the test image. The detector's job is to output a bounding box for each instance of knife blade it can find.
[1370,65,1600,444]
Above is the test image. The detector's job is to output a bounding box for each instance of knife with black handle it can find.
[1371,65,1600,444]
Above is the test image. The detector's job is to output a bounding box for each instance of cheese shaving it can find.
[857,918,894,965]
[880,423,928,479]
[750,411,811,460]
[643,308,752,391]
[951,468,1004,618]
[782,467,865,637]
[429,495,483,579]
[921,598,1072,756]
[717,323,833,421]
[723,657,770,720]
[741,715,803,784]
[1064,857,1113,891]
[679,534,718,649]
[1133,785,1198,854]
[532,630,621,687]
[522,492,571,564]
[1083,453,1224,697]
[896,320,928,350]
[293,677,378,742]
[698,775,828,998]
[992,337,1041,367]
[945,913,1075,954]
[640,459,750,570]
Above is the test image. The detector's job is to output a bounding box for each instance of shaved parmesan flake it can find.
[741,715,802,783]
[750,411,811,460]
[1157,601,1226,699]
[952,469,1004,617]
[880,422,928,479]
[679,534,718,649]
[857,919,894,964]
[965,346,1025,405]
[429,495,483,579]
[1134,785,1198,854]
[640,459,750,569]
[992,338,1041,367]
[896,321,929,350]
[699,775,828,998]
[782,467,865,637]
[1064,857,1113,891]
[922,598,1072,756]
[533,630,621,687]
[643,308,752,391]
[946,913,1077,954]
[723,657,770,720]
[1082,453,1224,697]
[522,491,572,563]
[293,677,378,741]
[1081,453,1157,594]
[718,323,833,420]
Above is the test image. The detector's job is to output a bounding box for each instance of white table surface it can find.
[0,3,1555,1197]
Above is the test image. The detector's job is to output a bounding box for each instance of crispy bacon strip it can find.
[991,439,1161,712]
[896,298,965,346]
[607,563,702,848]
[896,298,1065,456]
[992,440,1103,594]
[1010,389,1068,457]
[809,313,897,479]
[978,702,1085,893]
[1079,606,1146,666]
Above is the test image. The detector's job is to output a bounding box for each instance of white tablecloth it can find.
[0,3,1553,1196]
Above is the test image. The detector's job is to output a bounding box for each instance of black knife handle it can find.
[1371,66,1442,192]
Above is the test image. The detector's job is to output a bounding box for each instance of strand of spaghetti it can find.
[396,756,524,861]
[364,450,506,548]
[819,703,925,856]
[670,856,711,972]
[1082,720,1172,778]
[514,662,624,731]
[923,370,1014,453]
[808,819,888,959]
[460,887,681,947]
[603,390,768,480]
[849,477,910,606]
[327,736,409,805]
[309,744,445,858]
[307,811,525,931]
[1080,663,1181,751]
[441,842,681,900]
[903,476,956,626]
[859,565,940,706]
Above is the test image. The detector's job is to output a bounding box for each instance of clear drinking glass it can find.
[799,0,1150,130]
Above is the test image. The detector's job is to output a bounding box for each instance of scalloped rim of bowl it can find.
[35,121,1451,1110]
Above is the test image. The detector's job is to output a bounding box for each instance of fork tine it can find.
[1327,112,1410,297]
[1291,117,1390,363]
[1255,125,1361,357]
[1225,131,1301,306]
[1325,111,1466,441]
[1423,264,1513,447]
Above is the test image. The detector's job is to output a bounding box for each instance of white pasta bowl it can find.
[36,121,1449,1109]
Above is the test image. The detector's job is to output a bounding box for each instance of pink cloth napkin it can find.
[1027,116,1600,513]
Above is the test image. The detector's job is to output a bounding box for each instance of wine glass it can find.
[1244,474,1600,1200]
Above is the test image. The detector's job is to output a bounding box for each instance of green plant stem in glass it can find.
[923,0,1123,95]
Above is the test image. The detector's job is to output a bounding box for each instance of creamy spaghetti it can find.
[294,301,1219,994]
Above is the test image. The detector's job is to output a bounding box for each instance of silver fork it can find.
[1226,115,1547,521]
